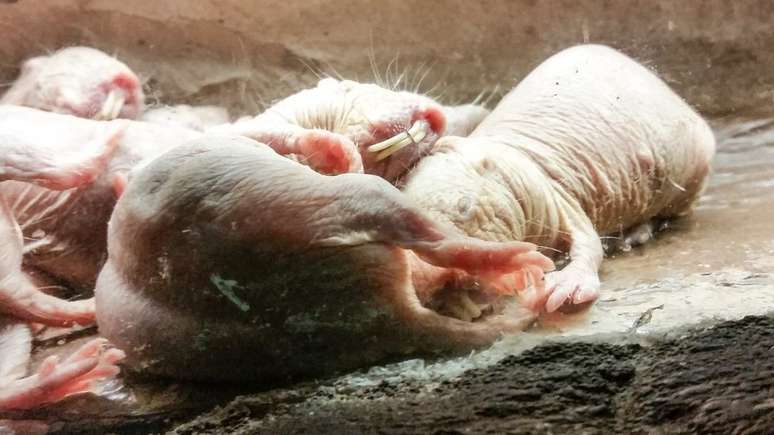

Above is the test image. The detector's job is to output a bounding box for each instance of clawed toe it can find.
[543,268,601,313]
[0,338,125,410]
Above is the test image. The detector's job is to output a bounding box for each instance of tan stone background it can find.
[0,0,772,117]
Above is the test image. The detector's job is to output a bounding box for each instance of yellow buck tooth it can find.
[408,119,424,137]
[367,119,427,154]
[109,95,125,120]
[368,131,409,152]
[98,91,125,120]
[99,90,117,120]
[375,122,427,161]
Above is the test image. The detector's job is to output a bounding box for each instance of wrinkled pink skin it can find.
[0,105,198,408]
[0,118,128,409]
[0,331,125,411]
[95,135,553,382]
[0,82,488,390]
[0,106,200,290]
[209,78,487,183]
[403,45,716,313]
[1,47,145,120]
[0,101,496,390]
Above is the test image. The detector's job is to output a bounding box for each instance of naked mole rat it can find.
[0,106,201,291]
[0,80,485,298]
[0,121,127,410]
[209,78,489,182]
[94,135,552,382]
[402,44,716,314]
[0,46,145,409]
[1,46,145,120]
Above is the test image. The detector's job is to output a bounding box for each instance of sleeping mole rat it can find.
[1,46,145,120]
[0,121,127,410]
[403,44,716,314]
[0,79,486,306]
[95,135,552,382]
[0,106,201,292]
[208,78,489,182]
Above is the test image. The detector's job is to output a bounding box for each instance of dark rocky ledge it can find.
[3,312,771,435]
[162,315,773,435]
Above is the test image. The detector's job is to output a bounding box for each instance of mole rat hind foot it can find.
[95,135,553,382]
[1,46,145,120]
[0,337,125,411]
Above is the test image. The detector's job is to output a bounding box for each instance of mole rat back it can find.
[471,44,716,233]
[95,136,442,381]
[95,134,550,381]
[403,44,715,313]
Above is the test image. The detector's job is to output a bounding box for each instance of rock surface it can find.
[2,1,774,116]
[171,315,774,435]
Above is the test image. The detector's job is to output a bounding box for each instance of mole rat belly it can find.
[1,180,115,288]
[0,107,200,290]
[405,44,715,244]
[95,135,547,382]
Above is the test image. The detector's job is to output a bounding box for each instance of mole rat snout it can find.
[98,72,144,119]
[342,85,448,181]
[62,70,144,121]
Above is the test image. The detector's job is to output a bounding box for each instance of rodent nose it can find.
[413,105,446,136]
[110,73,140,94]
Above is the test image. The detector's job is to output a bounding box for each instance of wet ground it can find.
[537,118,774,338]
[2,119,774,433]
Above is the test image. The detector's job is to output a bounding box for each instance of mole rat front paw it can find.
[294,129,363,175]
[540,267,601,313]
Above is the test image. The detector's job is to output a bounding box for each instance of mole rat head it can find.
[283,77,447,182]
[404,136,525,240]
[17,47,145,120]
